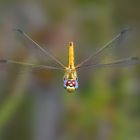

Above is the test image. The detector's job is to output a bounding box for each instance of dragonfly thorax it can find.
[63,68,78,92]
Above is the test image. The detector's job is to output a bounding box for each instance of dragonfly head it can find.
[64,78,78,92]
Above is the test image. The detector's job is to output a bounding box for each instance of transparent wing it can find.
[14,29,66,68]
[0,59,64,71]
[77,57,139,69]
[76,28,129,69]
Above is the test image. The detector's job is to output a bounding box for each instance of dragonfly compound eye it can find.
[71,80,76,86]
[66,80,71,86]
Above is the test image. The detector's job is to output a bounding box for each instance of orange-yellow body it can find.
[68,42,75,69]
[63,42,78,92]
[4,29,136,93]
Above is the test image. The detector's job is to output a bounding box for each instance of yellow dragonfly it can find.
[0,29,139,92]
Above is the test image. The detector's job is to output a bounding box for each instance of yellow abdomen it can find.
[68,42,75,69]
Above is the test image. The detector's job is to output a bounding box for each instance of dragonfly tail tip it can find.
[68,41,74,47]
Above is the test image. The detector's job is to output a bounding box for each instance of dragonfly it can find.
[0,29,139,92]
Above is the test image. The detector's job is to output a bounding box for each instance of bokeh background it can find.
[0,0,140,140]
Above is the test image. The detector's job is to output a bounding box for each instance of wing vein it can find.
[76,28,129,68]
[0,59,64,70]
[77,57,139,69]
[15,29,66,68]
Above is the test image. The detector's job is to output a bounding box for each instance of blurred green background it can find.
[0,0,140,140]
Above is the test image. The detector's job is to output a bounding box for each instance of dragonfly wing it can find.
[77,57,139,69]
[0,59,64,71]
[76,28,130,69]
[14,29,66,68]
